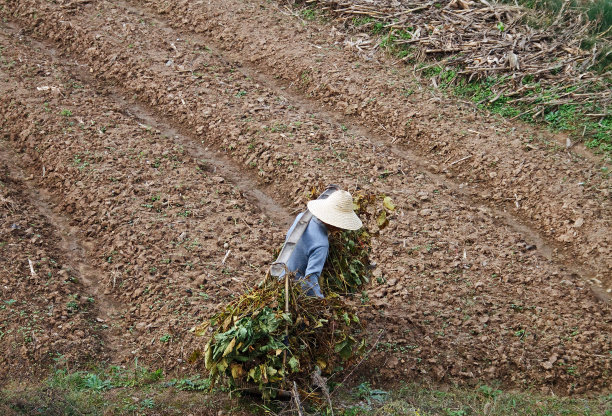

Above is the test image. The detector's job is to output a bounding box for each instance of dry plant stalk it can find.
[0,195,16,211]
[301,0,611,113]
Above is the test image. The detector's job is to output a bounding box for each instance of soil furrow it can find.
[129,0,611,282]
[112,95,292,227]
[1,1,611,393]
[0,23,282,374]
[0,147,105,382]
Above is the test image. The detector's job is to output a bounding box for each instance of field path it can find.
[0,0,610,394]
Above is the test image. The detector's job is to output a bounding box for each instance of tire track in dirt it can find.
[1,1,611,393]
[128,0,610,285]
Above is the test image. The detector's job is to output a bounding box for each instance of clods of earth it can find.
[0,0,610,397]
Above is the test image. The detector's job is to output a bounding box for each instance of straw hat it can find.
[307,190,362,231]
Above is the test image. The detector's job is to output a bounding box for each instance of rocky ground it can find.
[0,0,610,396]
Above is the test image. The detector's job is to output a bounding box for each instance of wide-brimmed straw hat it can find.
[307,190,362,231]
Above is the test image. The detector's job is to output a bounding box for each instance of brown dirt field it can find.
[0,152,103,377]
[0,0,610,396]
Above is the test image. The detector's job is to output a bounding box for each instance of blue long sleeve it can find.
[282,212,329,298]
[305,245,328,280]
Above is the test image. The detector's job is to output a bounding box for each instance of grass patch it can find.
[0,363,238,415]
[2,365,611,415]
[418,65,611,159]
[339,382,612,415]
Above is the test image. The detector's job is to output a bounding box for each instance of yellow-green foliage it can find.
[322,229,372,294]
[193,191,394,399]
[194,278,365,399]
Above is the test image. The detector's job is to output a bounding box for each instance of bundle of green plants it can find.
[321,229,371,294]
[192,190,394,399]
[320,191,394,295]
[193,277,365,399]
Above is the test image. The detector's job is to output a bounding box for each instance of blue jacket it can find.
[283,212,329,297]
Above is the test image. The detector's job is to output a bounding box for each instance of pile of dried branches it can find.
[298,0,611,117]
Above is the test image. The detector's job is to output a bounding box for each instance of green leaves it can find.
[334,335,357,360]
[322,229,372,294]
[196,305,295,393]
[288,356,300,372]
[194,278,367,398]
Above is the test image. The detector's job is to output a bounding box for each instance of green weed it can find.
[371,21,386,34]
[166,375,211,391]
[1,369,611,415]
[301,7,317,21]
[352,16,374,27]
[355,382,389,406]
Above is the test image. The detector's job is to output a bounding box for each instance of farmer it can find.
[283,190,362,298]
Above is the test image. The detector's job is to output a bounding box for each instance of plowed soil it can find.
[1,0,610,397]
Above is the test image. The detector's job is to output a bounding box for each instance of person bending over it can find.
[283,190,362,298]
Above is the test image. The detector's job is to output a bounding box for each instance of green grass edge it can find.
[2,364,611,415]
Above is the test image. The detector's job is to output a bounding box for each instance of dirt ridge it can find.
[0,146,106,380]
[133,0,611,281]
